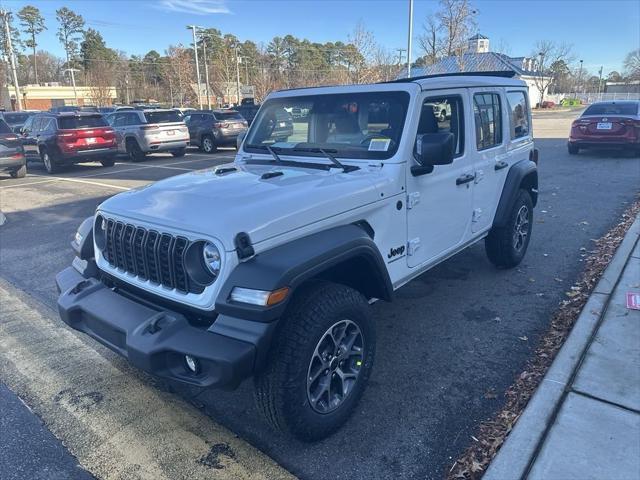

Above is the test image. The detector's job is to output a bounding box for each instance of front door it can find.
[406,90,474,268]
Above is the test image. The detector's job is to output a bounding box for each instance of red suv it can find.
[568,101,640,155]
[21,112,117,173]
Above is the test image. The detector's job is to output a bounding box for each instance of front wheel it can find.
[485,189,533,269]
[171,147,186,157]
[200,135,216,153]
[254,282,375,442]
[100,157,116,167]
[41,149,59,174]
[10,164,26,178]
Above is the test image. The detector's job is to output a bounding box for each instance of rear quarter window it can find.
[506,91,530,139]
[144,111,183,124]
[0,119,13,134]
[59,115,108,129]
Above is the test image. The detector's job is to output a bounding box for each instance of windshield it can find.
[3,112,31,125]
[244,91,410,160]
[583,103,638,116]
[144,110,183,124]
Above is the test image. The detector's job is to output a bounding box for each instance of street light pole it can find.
[577,59,583,98]
[201,38,212,109]
[63,68,80,105]
[235,46,241,105]
[1,9,22,111]
[597,66,603,98]
[407,0,414,78]
[187,25,203,109]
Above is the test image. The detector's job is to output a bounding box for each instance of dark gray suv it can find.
[185,110,248,153]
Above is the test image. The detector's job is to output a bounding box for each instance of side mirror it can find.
[411,132,455,176]
[236,130,247,150]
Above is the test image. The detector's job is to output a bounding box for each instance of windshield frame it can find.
[243,90,411,161]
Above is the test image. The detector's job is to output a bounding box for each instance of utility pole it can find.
[1,9,22,111]
[201,37,212,109]
[407,0,414,78]
[64,68,79,105]
[396,48,406,66]
[187,25,203,109]
[235,46,241,105]
[597,66,603,98]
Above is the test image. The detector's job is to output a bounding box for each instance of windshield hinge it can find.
[407,192,420,209]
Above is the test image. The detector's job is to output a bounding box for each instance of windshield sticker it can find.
[368,138,391,152]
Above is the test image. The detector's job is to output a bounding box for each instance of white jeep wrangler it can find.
[56,72,538,441]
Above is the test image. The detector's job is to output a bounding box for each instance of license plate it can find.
[167,130,175,135]
[279,122,286,127]
[597,122,612,130]
[86,137,97,144]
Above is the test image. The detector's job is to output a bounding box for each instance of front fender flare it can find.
[215,224,392,322]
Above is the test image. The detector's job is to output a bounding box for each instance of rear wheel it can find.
[41,149,59,174]
[100,157,116,167]
[568,143,579,155]
[485,189,533,269]
[254,282,375,442]
[171,147,186,157]
[200,135,216,153]
[126,138,146,162]
[10,164,26,178]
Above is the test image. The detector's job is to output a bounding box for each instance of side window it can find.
[128,113,142,126]
[416,95,465,157]
[42,118,55,132]
[22,116,34,133]
[31,117,43,133]
[506,91,530,139]
[113,113,126,127]
[473,93,502,150]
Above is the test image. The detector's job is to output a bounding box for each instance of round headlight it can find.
[94,215,106,250]
[202,242,221,277]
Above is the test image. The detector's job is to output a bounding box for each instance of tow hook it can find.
[70,280,92,295]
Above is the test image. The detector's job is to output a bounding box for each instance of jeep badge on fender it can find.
[56,71,537,442]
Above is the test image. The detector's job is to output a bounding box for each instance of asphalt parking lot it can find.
[1,115,639,480]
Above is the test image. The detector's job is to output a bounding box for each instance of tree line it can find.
[1,2,638,107]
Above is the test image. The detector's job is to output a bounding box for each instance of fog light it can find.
[184,355,199,374]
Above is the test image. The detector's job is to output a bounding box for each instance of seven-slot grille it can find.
[101,218,200,294]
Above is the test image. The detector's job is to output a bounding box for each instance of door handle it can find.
[456,173,475,185]
[495,161,509,171]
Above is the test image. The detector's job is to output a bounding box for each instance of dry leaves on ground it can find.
[446,198,640,480]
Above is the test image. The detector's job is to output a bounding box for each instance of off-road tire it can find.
[485,189,533,269]
[171,147,186,157]
[41,148,59,174]
[200,134,216,153]
[100,157,116,167]
[568,143,579,155]
[126,138,146,162]
[254,281,375,442]
[10,164,26,178]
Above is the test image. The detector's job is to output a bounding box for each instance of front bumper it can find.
[56,265,276,389]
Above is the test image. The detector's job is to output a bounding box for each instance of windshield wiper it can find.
[292,147,359,173]
[265,145,285,165]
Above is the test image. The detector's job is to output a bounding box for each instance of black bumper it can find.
[56,266,276,389]
[61,147,117,163]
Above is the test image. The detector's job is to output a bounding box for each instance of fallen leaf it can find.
[518,336,528,341]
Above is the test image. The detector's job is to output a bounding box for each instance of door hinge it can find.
[407,192,420,209]
[472,208,483,223]
[408,238,421,256]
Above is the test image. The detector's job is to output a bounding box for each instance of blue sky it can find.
[2,0,639,75]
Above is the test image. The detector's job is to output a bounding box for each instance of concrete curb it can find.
[0,211,6,226]
[484,213,640,480]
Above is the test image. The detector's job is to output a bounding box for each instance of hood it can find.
[98,162,386,250]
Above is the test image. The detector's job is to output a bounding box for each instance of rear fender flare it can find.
[493,160,538,228]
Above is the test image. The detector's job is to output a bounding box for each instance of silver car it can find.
[106,109,189,161]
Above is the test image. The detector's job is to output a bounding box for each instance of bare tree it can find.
[437,0,477,59]
[531,40,573,106]
[164,44,195,107]
[623,49,640,81]
[347,21,376,84]
[418,16,442,66]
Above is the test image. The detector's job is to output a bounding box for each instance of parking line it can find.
[54,176,131,191]
[0,278,293,480]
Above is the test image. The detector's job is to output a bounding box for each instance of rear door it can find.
[468,89,508,234]
[187,113,202,143]
[22,116,42,158]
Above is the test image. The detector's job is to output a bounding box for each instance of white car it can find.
[57,72,538,442]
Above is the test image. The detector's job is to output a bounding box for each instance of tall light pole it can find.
[187,25,203,109]
[1,9,22,111]
[200,33,212,109]
[597,66,603,98]
[235,46,241,105]
[407,0,414,78]
[63,68,80,105]
[576,59,583,98]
